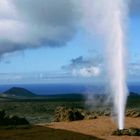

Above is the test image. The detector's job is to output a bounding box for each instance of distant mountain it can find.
[0,86,140,102]
[1,87,36,98]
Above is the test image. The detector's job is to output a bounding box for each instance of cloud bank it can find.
[62,56,102,77]
[0,0,79,55]
[129,0,140,16]
[0,0,139,55]
[72,66,100,77]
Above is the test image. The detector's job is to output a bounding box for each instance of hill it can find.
[0,86,139,104]
[1,87,36,98]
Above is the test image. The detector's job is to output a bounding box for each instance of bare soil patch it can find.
[47,117,140,140]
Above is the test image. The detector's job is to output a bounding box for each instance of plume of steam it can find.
[82,0,129,129]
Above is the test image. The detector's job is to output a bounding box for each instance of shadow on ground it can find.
[0,125,104,140]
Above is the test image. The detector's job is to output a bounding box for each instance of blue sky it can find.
[0,0,140,84]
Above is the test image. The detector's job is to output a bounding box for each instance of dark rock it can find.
[55,107,101,122]
[112,128,140,136]
[0,110,6,120]
[126,110,140,118]
[55,107,85,122]
[0,110,29,126]
[85,115,97,120]
[74,110,85,120]
[126,110,131,116]
[9,115,29,125]
[104,111,110,116]
[132,112,140,118]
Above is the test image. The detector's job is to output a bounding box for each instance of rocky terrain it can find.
[54,106,140,122]
[0,110,29,126]
[0,87,139,139]
[112,128,140,136]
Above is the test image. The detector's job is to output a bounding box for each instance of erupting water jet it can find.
[82,0,129,130]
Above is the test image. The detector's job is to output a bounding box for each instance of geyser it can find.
[82,0,129,129]
[107,2,128,130]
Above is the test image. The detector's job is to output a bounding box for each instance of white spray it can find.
[82,0,129,129]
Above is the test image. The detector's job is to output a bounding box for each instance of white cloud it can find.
[0,0,138,55]
[72,66,101,77]
[128,63,140,76]
[0,0,79,55]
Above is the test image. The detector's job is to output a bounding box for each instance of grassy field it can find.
[0,94,139,140]
[0,100,84,124]
[0,93,139,124]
